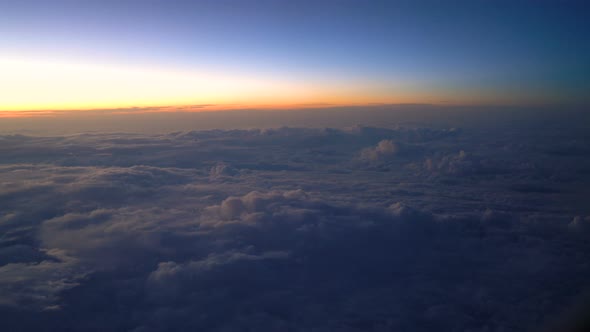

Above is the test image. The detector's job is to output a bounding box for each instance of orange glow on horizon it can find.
[0,57,559,117]
[0,57,422,113]
[0,102,405,118]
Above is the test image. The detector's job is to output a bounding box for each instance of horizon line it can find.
[1,101,582,119]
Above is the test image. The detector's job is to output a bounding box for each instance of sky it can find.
[2,2,590,331]
[1,0,589,112]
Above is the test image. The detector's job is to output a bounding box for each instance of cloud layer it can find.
[1,123,589,331]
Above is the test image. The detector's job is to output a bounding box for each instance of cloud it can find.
[0,249,83,310]
[0,123,589,331]
[147,250,290,302]
[569,215,590,233]
[209,162,239,179]
[360,139,401,162]
[424,150,482,175]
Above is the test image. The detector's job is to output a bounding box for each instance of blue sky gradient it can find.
[1,0,589,109]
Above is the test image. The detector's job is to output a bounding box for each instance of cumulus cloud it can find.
[360,139,401,162]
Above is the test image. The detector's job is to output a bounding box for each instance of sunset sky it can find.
[3,2,590,331]
[1,0,588,112]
